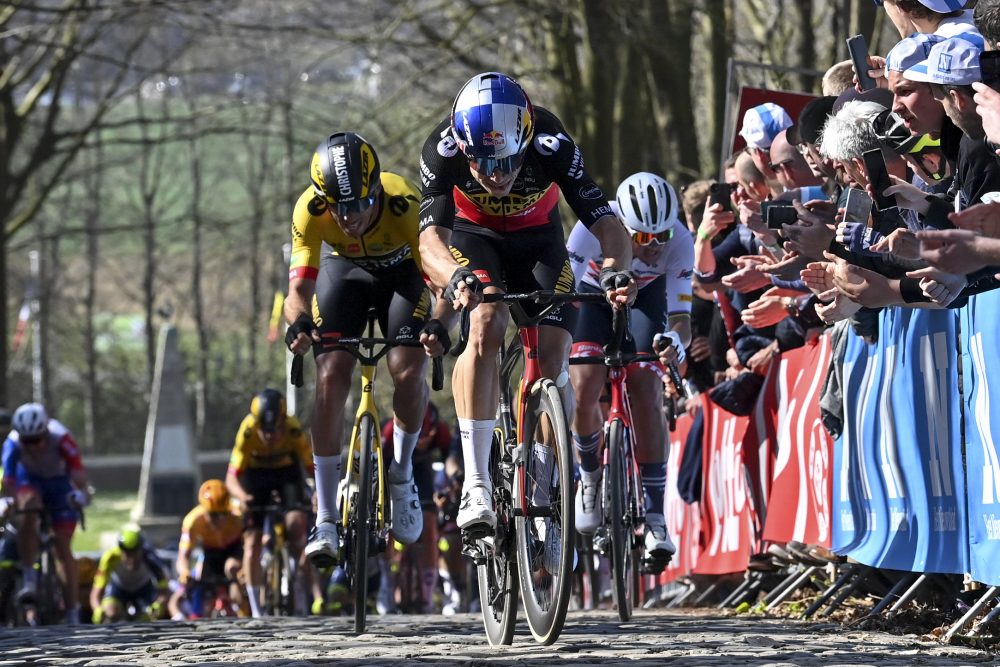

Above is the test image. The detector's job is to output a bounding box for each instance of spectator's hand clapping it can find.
[801,261,837,297]
[782,201,835,259]
[824,251,898,307]
[916,228,986,275]
[758,251,808,281]
[815,291,863,324]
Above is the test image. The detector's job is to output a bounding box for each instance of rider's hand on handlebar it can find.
[599,267,636,308]
[653,331,686,366]
[443,267,483,311]
[0,496,13,519]
[419,318,450,357]
[67,488,90,508]
[285,313,319,354]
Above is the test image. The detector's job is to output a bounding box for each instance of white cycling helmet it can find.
[13,402,48,438]
[615,172,679,239]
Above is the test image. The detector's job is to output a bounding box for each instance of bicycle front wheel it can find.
[350,414,378,634]
[515,378,574,645]
[477,426,518,646]
[607,418,636,621]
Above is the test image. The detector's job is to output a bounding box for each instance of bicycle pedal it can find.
[641,555,673,575]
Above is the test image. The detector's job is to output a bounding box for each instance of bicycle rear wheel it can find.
[349,414,378,634]
[476,426,518,646]
[607,418,636,621]
[515,378,574,644]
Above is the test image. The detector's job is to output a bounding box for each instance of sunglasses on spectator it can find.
[467,152,524,175]
[631,229,672,246]
[768,158,796,173]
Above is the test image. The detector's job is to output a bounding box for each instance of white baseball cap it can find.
[739,103,793,149]
[904,33,984,86]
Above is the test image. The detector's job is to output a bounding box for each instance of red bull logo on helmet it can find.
[482,130,505,147]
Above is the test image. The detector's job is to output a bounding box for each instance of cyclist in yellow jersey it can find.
[176,480,246,618]
[226,389,313,617]
[284,132,449,569]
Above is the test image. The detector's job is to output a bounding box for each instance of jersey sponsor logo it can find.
[534,132,569,156]
[306,196,327,217]
[568,250,586,264]
[579,184,602,199]
[437,133,459,158]
[419,157,436,185]
[419,215,434,232]
[482,130,505,147]
[555,261,575,294]
[678,268,693,280]
[460,189,548,217]
[449,246,470,267]
[397,325,413,339]
[589,204,613,220]
[473,269,492,284]
[388,195,410,216]
[331,144,352,198]
[567,146,584,179]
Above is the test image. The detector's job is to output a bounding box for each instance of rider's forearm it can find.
[284,280,314,324]
[419,226,459,292]
[668,314,693,349]
[70,470,90,501]
[589,215,632,270]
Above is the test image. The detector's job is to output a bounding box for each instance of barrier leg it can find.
[887,573,928,614]
[802,564,856,619]
[762,566,807,606]
[693,582,720,606]
[665,581,698,609]
[943,585,1000,643]
[864,572,917,619]
[765,566,819,611]
[970,594,1000,636]
[820,568,869,618]
[718,573,757,609]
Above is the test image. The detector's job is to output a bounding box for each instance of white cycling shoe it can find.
[643,512,677,561]
[457,484,496,533]
[388,470,423,545]
[575,474,603,534]
[305,522,340,569]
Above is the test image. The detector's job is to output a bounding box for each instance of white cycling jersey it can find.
[566,206,695,315]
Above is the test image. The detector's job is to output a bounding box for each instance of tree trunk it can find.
[84,127,101,449]
[579,0,619,190]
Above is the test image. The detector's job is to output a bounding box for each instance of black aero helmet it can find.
[310,132,381,215]
[251,388,286,433]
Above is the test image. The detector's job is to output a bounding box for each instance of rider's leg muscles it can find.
[629,366,668,514]
[242,529,264,617]
[312,350,355,526]
[455,299,507,491]
[224,556,245,611]
[386,345,428,482]
[570,363,607,475]
[53,525,79,619]
[15,490,40,587]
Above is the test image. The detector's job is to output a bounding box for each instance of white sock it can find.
[314,454,342,525]
[246,585,262,617]
[390,421,420,482]
[458,418,495,491]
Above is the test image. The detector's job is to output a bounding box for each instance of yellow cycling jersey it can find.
[227,414,312,474]
[178,505,244,552]
[289,172,422,278]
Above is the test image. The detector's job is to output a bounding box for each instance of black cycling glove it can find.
[421,318,451,355]
[443,267,482,306]
[599,267,633,292]
[284,313,317,350]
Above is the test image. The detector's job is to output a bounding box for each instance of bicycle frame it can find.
[341,358,386,535]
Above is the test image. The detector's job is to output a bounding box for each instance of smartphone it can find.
[709,182,733,212]
[847,34,876,92]
[862,148,897,211]
[842,187,873,225]
[760,200,798,230]
[982,51,1000,90]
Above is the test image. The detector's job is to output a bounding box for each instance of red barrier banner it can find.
[762,335,834,547]
[663,414,699,583]
[694,395,756,575]
[742,365,779,552]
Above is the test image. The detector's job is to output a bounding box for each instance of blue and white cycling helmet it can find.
[451,72,534,174]
[13,402,48,438]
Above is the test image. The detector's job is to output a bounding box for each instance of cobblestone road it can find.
[2,610,997,666]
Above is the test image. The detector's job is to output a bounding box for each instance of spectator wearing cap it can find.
[792,96,839,183]
[885,33,950,138]
[876,0,976,40]
[740,102,793,185]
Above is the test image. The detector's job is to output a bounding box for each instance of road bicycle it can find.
[291,308,442,633]
[11,506,81,626]
[568,304,669,621]
[258,495,310,616]
[457,289,604,646]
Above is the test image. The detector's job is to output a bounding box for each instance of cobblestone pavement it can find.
[1,610,998,666]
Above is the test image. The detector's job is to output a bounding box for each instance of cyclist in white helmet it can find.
[566,171,694,571]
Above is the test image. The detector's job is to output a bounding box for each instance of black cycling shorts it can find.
[201,540,243,581]
[572,275,667,360]
[312,254,431,355]
[450,220,578,332]
[241,465,307,531]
